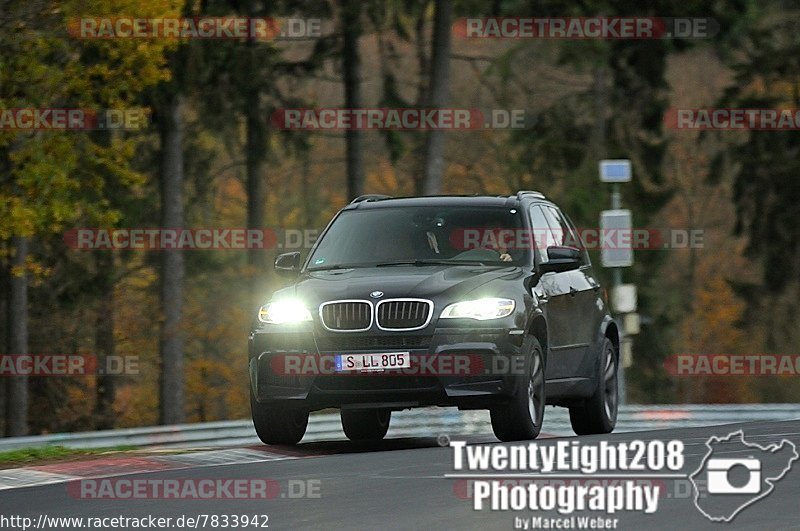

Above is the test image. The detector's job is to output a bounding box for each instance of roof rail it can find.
[516,190,546,200]
[350,194,393,204]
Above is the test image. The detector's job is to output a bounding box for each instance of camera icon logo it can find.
[690,430,798,522]
[706,457,761,494]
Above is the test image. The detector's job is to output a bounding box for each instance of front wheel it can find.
[250,392,309,445]
[341,409,391,441]
[490,336,546,441]
[569,337,618,435]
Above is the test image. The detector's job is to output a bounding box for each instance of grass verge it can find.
[0,445,134,466]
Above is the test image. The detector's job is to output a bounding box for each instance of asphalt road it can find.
[2,419,799,530]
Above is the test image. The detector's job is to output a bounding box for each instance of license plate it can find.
[335,352,411,372]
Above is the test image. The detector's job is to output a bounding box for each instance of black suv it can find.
[248,192,619,444]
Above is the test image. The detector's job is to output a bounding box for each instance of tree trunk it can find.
[158,92,185,425]
[341,0,365,200]
[593,64,607,160]
[412,6,430,195]
[421,0,452,195]
[93,251,116,430]
[5,236,29,436]
[0,263,7,435]
[246,87,267,274]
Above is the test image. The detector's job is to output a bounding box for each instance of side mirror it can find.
[538,246,581,274]
[274,252,301,275]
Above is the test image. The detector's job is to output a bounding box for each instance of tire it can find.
[490,336,546,442]
[569,337,618,435]
[250,392,309,445]
[341,409,391,441]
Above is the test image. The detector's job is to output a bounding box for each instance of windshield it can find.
[306,206,530,269]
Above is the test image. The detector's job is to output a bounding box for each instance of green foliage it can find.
[0,0,177,245]
[0,444,136,465]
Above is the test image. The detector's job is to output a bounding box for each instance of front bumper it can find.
[248,322,525,411]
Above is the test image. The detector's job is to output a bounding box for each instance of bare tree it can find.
[5,236,29,436]
[421,0,452,194]
[93,251,116,429]
[245,84,268,273]
[158,92,186,425]
[341,0,365,199]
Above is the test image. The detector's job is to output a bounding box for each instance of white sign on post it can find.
[612,284,637,313]
[600,209,633,267]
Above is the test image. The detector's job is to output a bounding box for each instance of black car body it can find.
[249,192,620,443]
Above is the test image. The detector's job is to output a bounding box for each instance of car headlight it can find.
[258,299,313,324]
[440,298,515,320]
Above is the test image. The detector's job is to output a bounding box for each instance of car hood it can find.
[273,265,521,306]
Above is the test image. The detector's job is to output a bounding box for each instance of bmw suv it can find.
[248,191,619,444]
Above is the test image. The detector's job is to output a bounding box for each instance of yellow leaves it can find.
[688,276,746,352]
[1,0,180,245]
[677,275,761,403]
[2,134,82,235]
[111,264,160,427]
[770,79,799,107]
[0,197,37,239]
[59,0,182,103]
[186,358,248,422]
[108,264,253,426]
[365,162,402,195]
[11,256,54,286]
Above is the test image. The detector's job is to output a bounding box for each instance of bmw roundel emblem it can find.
[370,290,384,299]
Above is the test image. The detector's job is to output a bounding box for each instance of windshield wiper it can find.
[375,259,490,267]
[307,263,369,271]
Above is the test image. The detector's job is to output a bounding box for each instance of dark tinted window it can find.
[307,206,530,269]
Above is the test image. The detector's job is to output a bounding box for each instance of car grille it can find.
[376,299,433,330]
[315,335,430,352]
[320,301,372,331]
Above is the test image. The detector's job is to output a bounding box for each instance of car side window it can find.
[560,210,591,266]
[545,206,589,265]
[540,206,568,246]
[529,205,556,263]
